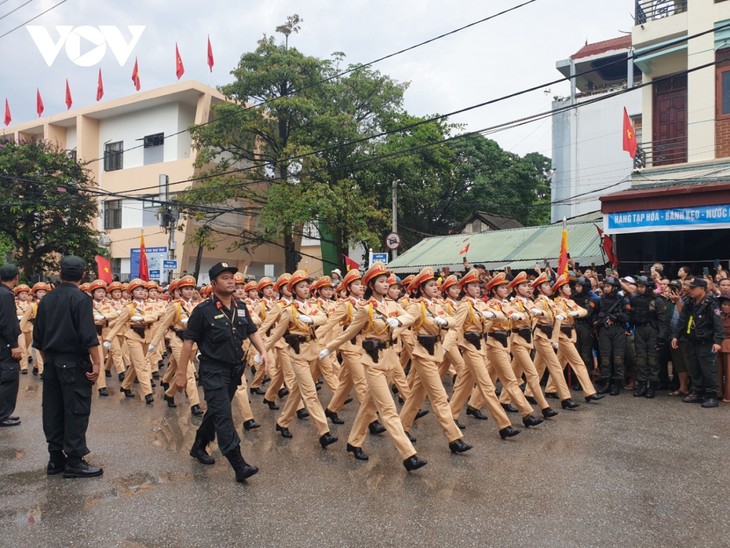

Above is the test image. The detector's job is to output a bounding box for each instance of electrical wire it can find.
[0,0,67,40]
[0,0,34,22]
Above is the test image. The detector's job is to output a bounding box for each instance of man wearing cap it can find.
[671,278,724,408]
[331,268,342,288]
[629,276,668,398]
[175,262,267,482]
[0,264,22,427]
[594,277,630,395]
[33,256,103,477]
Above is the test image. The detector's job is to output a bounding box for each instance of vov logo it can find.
[27,25,145,67]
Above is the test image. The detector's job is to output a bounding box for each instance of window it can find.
[110,258,121,279]
[103,199,122,230]
[143,132,164,165]
[66,149,77,162]
[142,196,161,226]
[104,141,123,171]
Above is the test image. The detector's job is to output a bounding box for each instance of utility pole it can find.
[391,180,398,260]
[159,174,178,283]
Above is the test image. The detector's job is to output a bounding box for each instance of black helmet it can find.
[576,276,592,290]
[635,276,650,286]
[604,276,620,288]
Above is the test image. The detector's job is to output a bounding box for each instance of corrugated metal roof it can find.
[388,221,604,273]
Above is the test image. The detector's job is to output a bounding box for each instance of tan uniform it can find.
[326,298,417,459]
[92,298,119,390]
[311,297,340,391]
[19,302,44,374]
[262,298,299,406]
[106,298,128,375]
[448,297,513,430]
[268,299,329,436]
[400,298,463,443]
[528,294,572,402]
[250,297,280,391]
[15,301,29,372]
[147,298,168,375]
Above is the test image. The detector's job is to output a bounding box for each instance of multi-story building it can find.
[600,0,730,272]
[1,81,287,283]
[551,36,641,222]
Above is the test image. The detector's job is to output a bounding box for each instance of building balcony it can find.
[634,135,688,168]
[635,0,687,25]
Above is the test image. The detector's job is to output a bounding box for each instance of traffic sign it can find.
[385,232,401,250]
[163,260,178,270]
[371,252,389,264]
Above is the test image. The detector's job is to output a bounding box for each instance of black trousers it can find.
[597,324,627,381]
[685,340,719,396]
[634,324,659,383]
[0,357,20,422]
[42,354,92,458]
[196,363,245,456]
[575,323,595,372]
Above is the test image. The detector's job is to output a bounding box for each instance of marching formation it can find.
[1,258,727,484]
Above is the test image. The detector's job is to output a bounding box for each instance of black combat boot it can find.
[609,380,621,396]
[596,380,611,395]
[225,446,258,482]
[645,382,656,399]
[634,381,647,398]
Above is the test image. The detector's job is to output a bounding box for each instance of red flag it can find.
[207,36,214,72]
[342,254,360,272]
[138,233,149,281]
[595,225,619,267]
[557,228,569,276]
[622,107,637,159]
[131,57,141,91]
[65,79,72,110]
[459,242,470,255]
[96,69,104,101]
[95,255,113,284]
[175,43,185,79]
[36,88,44,117]
[3,99,10,126]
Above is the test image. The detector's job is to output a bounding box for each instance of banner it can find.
[605,204,730,234]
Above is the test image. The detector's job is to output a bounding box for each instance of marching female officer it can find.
[89,279,118,396]
[320,262,427,471]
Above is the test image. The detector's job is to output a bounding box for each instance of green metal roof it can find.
[388,221,604,274]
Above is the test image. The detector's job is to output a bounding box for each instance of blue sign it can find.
[606,204,730,233]
[130,246,167,281]
[371,252,389,264]
[163,260,177,270]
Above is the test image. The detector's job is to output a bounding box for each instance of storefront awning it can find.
[387,221,604,274]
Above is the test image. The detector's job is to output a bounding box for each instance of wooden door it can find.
[653,74,687,166]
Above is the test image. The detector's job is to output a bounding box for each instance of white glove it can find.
[555,314,566,321]
[181,317,188,325]
[482,311,496,319]
[510,313,523,321]
[386,318,401,328]
[94,314,105,322]
[530,308,543,316]
[130,315,144,322]
[148,343,156,352]
[552,342,559,350]
[298,314,313,324]
[617,290,625,298]
[253,353,262,364]
[319,348,331,360]
[195,352,201,362]
[569,310,580,317]
[102,341,112,349]
[434,317,448,326]
[17,316,22,321]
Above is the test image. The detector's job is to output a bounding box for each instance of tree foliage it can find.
[0,140,101,279]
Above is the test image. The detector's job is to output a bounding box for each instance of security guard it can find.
[630,276,668,398]
[671,278,724,408]
[0,264,22,427]
[176,262,267,482]
[595,277,630,395]
[572,277,599,380]
[33,256,103,478]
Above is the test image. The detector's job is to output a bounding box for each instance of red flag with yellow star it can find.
[95,255,113,284]
[622,107,637,159]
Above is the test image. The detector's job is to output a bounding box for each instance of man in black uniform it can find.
[630,276,668,398]
[33,256,103,477]
[176,262,268,483]
[595,277,630,396]
[0,263,22,427]
[572,276,598,382]
[671,278,724,408]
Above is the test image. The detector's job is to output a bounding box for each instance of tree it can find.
[0,140,101,279]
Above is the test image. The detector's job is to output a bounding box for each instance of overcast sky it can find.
[1,0,634,157]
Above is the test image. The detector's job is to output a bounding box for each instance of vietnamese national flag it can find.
[595,225,619,267]
[3,99,10,126]
[65,79,72,110]
[36,88,44,117]
[557,227,569,276]
[138,233,149,281]
[459,242,470,255]
[343,254,360,272]
[95,255,113,284]
[131,58,141,91]
[207,36,214,72]
[175,43,185,79]
[622,107,637,159]
[96,69,104,101]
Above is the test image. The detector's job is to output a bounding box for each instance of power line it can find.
[0,0,67,40]
[0,0,34,22]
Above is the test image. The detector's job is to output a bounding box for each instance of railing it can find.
[634,135,688,168]
[635,0,687,25]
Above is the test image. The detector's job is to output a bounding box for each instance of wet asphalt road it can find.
[1,369,729,547]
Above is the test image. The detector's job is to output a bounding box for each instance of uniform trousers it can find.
[400,349,462,443]
[196,362,244,456]
[18,334,28,372]
[264,345,299,404]
[310,352,340,392]
[506,338,550,410]
[449,342,511,429]
[276,345,329,435]
[121,338,153,397]
[42,353,92,457]
[164,336,200,405]
[94,335,107,390]
[105,335,127,375]
[685,339,719,396]
[487,342,534,417]
[0,357,20,422]
[528,336,572,401]
[347,347,416,459]
[634,324,659,383]
[552,338,597,397]
[327,350,369,412]
[597,324,627,382]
